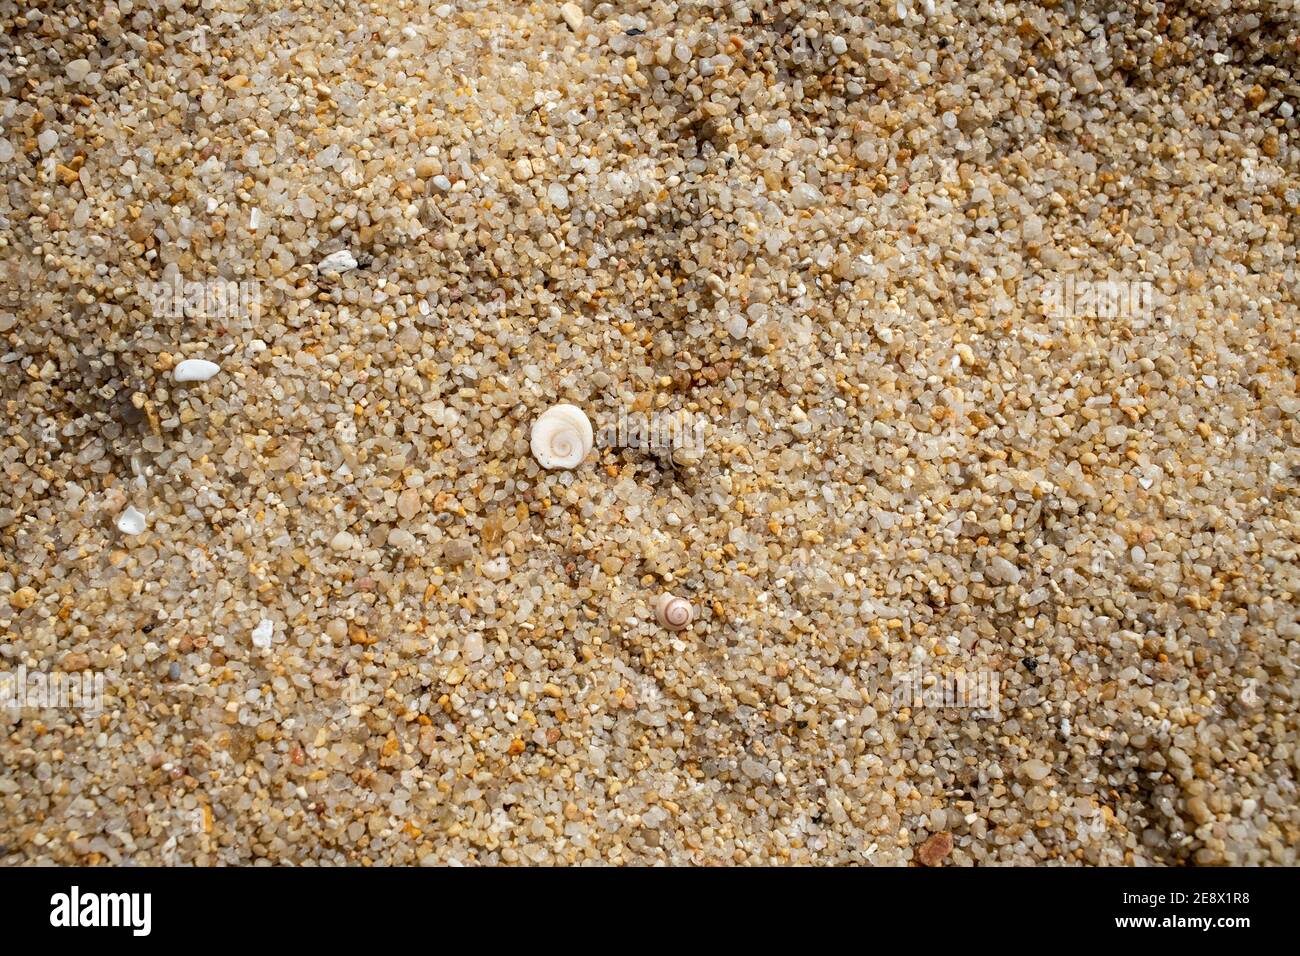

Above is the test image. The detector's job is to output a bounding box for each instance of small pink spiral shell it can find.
[654,593,693,630]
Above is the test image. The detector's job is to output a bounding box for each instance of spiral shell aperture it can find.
[530,404,593,470]
[654,593,694,630]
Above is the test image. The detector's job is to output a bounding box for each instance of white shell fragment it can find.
[530,403,593,470]
[173,359,221,382]
[116,505,147,536]
[318,249,359,273]
[654,593,694,630]
[251,619,274,649]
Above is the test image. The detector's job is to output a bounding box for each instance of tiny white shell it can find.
[654,593,693,630]
[173,359,220,382]
[530,404,593,470]
[251,619,274,649]
[116,504,147,536]
[318,250,359,273]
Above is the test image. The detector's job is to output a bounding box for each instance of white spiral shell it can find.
[530,404,593,470]
[654,593,694,630]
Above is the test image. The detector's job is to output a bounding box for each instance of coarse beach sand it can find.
[1,0,1298,865]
